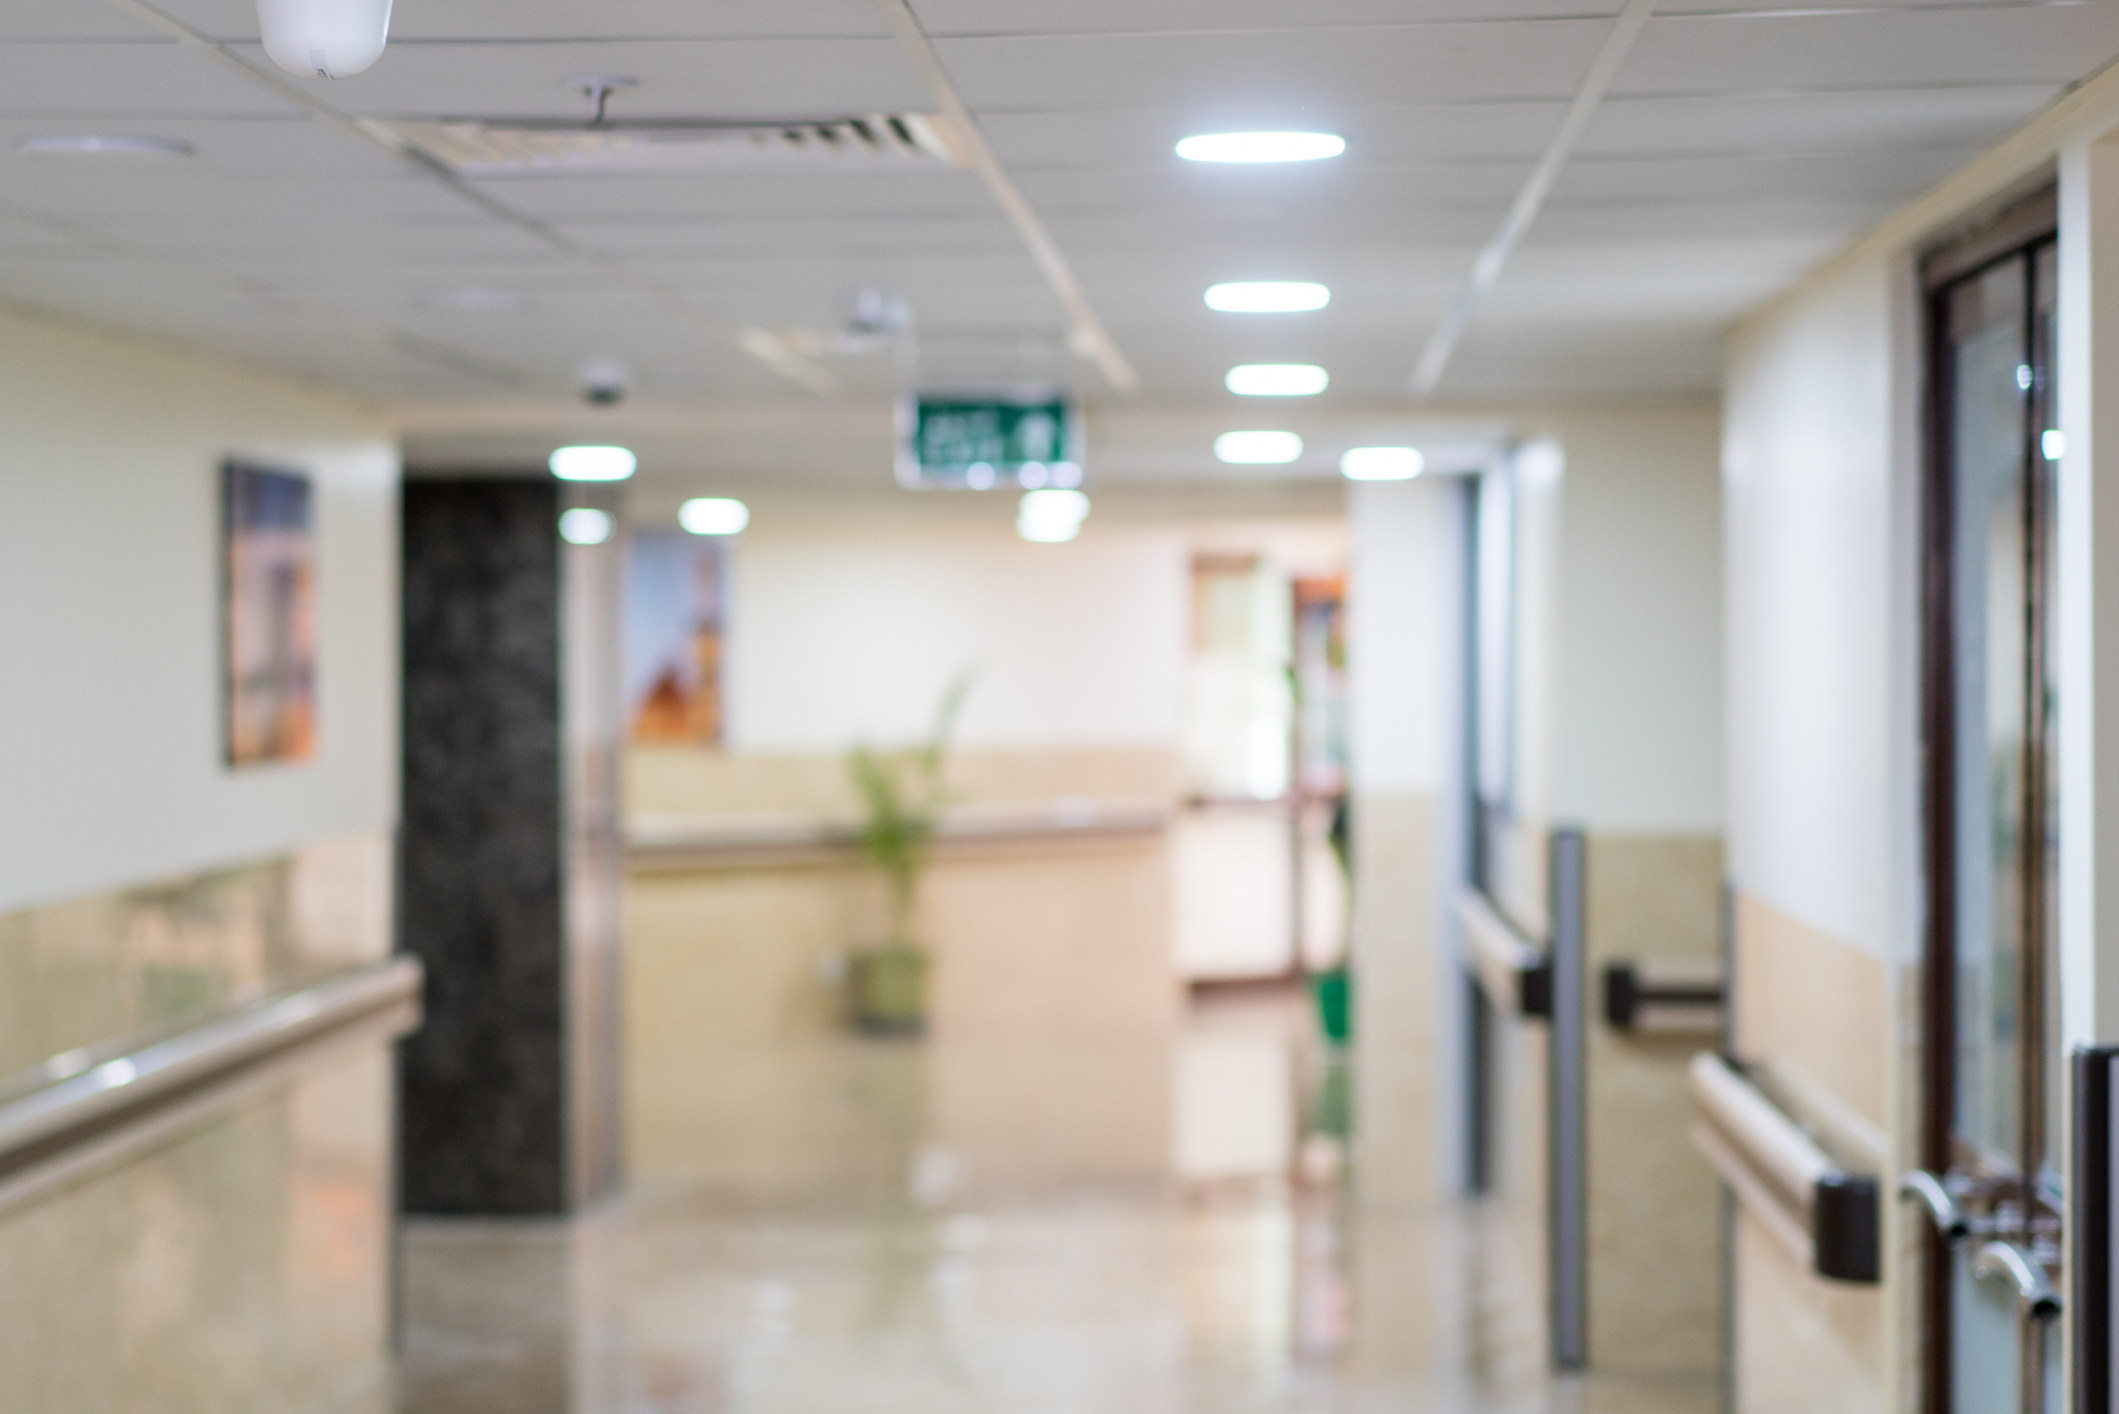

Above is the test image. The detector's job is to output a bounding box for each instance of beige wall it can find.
[1346,478,1462,1209]
[623,747,1181,1193]
[722,521,1188,755]
[0,308,401,1413]
[0,303,399,916]
[1714,71,2119,1413]
[0,1047,395,1414]
[1583,833,1724,1373]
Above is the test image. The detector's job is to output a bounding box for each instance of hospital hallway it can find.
[22,2,2119,1412]
[392,991,1698,1414]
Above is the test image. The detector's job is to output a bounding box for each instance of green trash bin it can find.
[1310,966,1352,1047]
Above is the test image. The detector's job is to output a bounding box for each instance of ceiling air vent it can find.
[366,114,968,177]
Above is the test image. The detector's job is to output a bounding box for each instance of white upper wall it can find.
[1542,406,1726,834]
[724,524,1189,753]
[1723,259,1913,961]
[1347,477,1459,797]
[0,305,399,914]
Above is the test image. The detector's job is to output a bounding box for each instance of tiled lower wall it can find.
[1350,792,1443,1209]
[0,1049,394,1413]
[0,838,398,1414]
[1582,832,1724,1375]
[625,834,1180,1196]
[623,748,1183,1194]
[0,836,392,1077]
[1729,891,1891,1414]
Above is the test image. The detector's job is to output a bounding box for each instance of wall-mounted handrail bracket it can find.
[1602,959,1722,1034]
[1457,887,1551,1020]
[1688,1052,1881,1284]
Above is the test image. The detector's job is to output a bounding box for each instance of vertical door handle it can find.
[1899,1170,1970,1240]
[1972,1240,2062,1321]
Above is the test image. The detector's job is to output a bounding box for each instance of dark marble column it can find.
[398,476,622,1215]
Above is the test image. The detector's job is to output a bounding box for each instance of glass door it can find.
[1919,228,2062,1414]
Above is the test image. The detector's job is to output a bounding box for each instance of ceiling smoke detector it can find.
[368,114,968,177]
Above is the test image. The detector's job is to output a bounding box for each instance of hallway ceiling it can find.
[2,0,2115,485]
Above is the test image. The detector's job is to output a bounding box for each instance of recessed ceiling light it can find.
[679,497,750,535]
[1018,488,1090,543]
[549,445,637,481]
[1215,431,1303,465]
[423,286,530,313]
[558,508,613,545]
[16,135,192,157]
[1206,282,1330,313]
[1227,364,1328,397]
[1176,132,1345,164]
[1340,447,1426,481]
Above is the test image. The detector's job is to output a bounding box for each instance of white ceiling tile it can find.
[937,22,1611,112]
[911,1,1624,34]
[0,5,170,40]
[1582,84,2057,155]
[981,101,1572,170]
[1556,145,1976,204]
[0,41,299,115]
[1617,7,2119,94]
[234,38,931,121]
[148,0,891,43]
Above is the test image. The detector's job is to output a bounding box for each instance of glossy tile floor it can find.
[393,994,1714,1414]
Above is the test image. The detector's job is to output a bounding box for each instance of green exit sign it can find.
[897,395,1082,489]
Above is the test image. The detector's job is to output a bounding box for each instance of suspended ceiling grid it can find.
[0,0,2113,481]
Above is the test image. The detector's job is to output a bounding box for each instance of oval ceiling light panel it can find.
[1205,282,1330,313]
[679,497,750,535]
[1340,447,1426,481]
[1017,488,1090,543]
[1215,431,1303,465]
[549,445,637,481]
[1227,364,1329,397]
[558,508,613,545]
[17,135,193,157]
[1176,132,1345,164]
[423,286,530,313]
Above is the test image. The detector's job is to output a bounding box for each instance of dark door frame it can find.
[1916,191,2057,1414]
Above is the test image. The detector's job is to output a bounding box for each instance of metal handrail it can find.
[0,956,422,1169]
[1688,1051,1880,1283]
[1690,1052,1831,1206]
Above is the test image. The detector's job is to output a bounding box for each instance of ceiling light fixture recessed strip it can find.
[17,135,192,157]
[94,0,839,398]
[868,0,1138,395]
[1206,282,1329,313]
[1410,0,1658,398]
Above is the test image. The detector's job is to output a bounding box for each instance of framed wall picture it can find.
[222,460,317,766]
[624,531,725,746]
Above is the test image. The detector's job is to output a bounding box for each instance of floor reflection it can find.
[394,990,1712,1414]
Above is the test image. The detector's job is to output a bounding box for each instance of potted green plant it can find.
[844,676,971,1035]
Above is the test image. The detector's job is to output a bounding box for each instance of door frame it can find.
[1916,186,2058,1414]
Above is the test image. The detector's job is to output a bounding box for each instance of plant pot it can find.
[849,942,929,1035]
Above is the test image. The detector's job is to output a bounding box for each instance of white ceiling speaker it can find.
[256,0,394,79]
